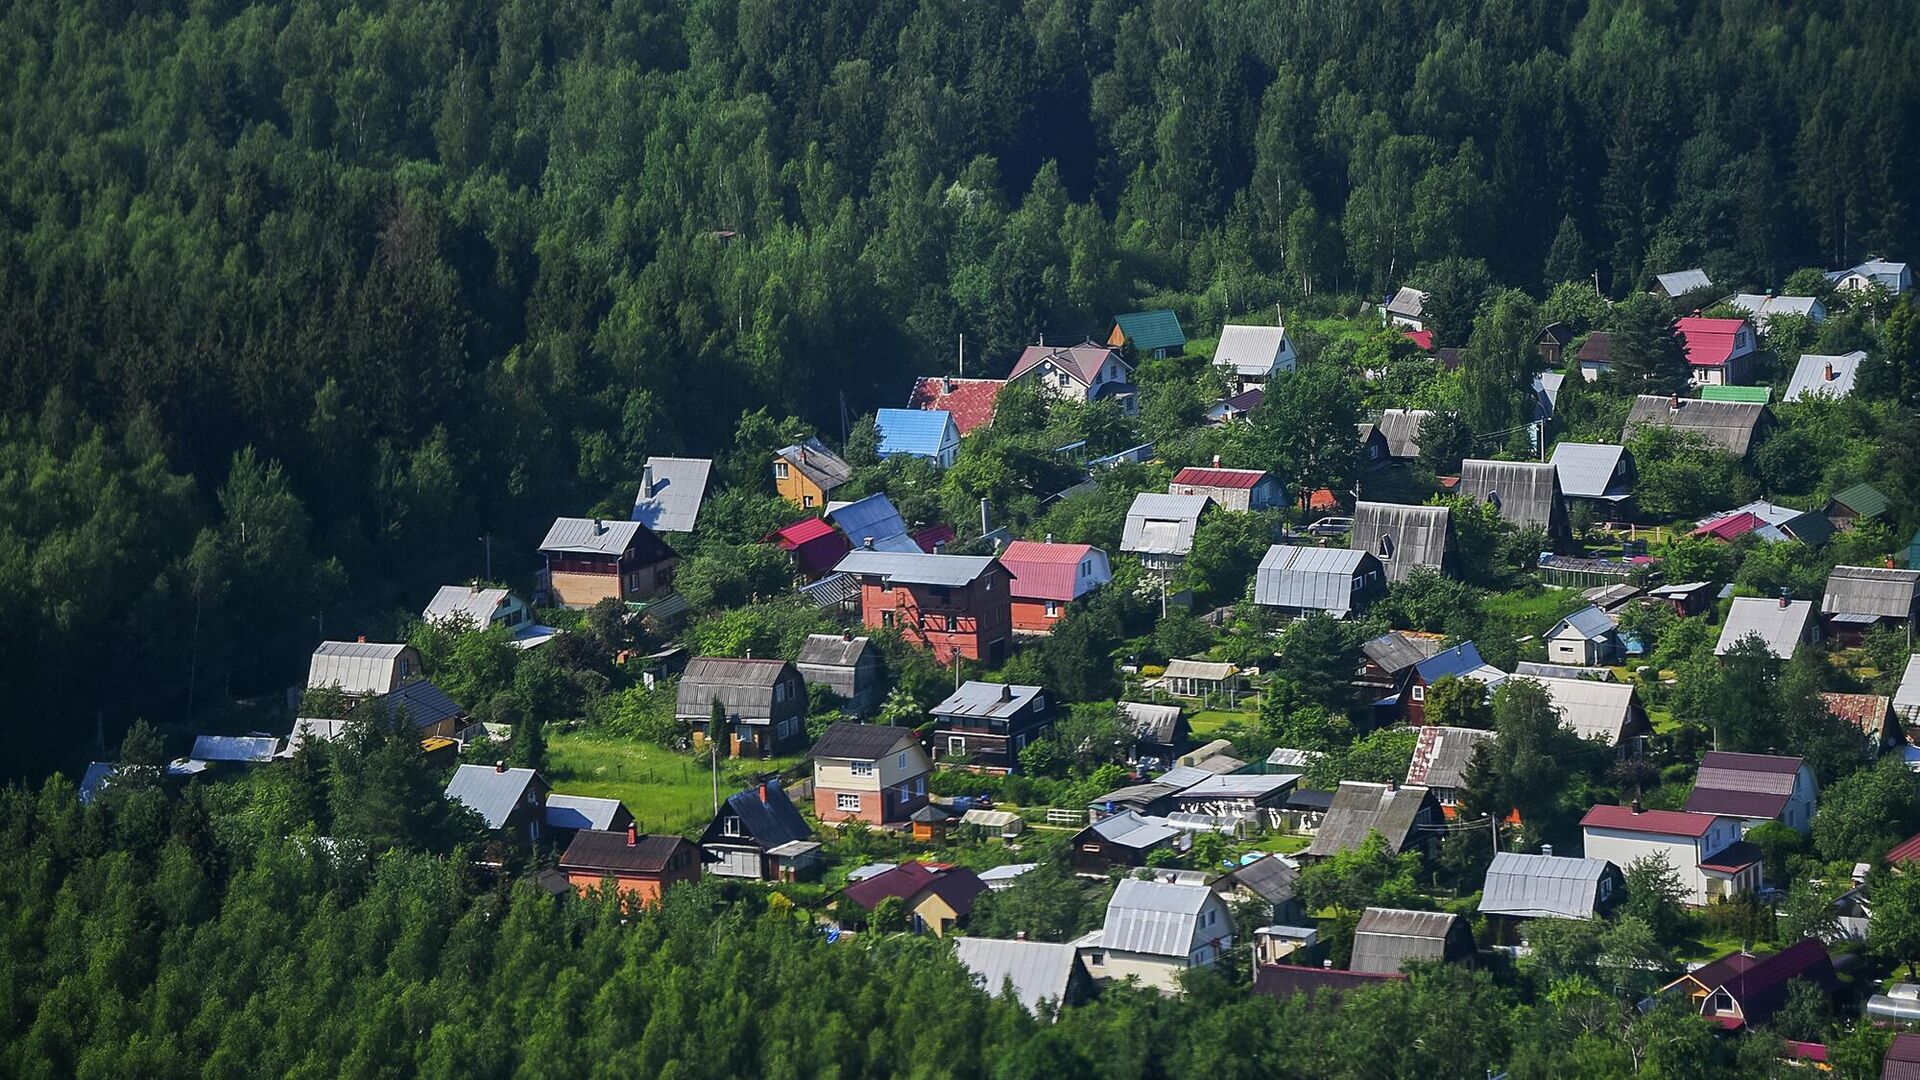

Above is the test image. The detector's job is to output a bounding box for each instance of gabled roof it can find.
[1826,258,1910,289]
[1535,677,1643,745]
[952,937,1081,1013]
[1112,309,1186,352]
[79,762,116,804]
[1479,852,1618,919]
[1361,631,1446,675]
[1172,773,1297,800]
[1162,658,1238,682]
[1550,442,1633,500]
[1171,466,1272,490]
[1576,332,1613,363]
[841,861,987,915]
[560,830,693,875]
[1897,655,1920,720]
[1827,481,1890,520]
[631,457,713,532]
[1351,501,1452,584]
[1514,661,1616,682]
[711,781,811,849]
[1350,908,1469,975]
[676,657,798,722]
[1405,726,1494,790]
[1729,294,1822,321]
[774,437,854,492]
[544,794,630,832]
[770,517,852,577]
[1254,545,1379,615]
[1685,751,1805,820]
[1888,1033,1920,1080]
[445,764,543,829]
[997,540,1103,602]
[908,377,1005,435]
[1212,324,1294,377]
[1822,565,1920,619]
[1820,692,1894,741]
[810,722,918,761]
[190,735,282,763]
[1548,605,1616,643]
[795,633,872,670]
[1384,286,1428,319]
[831,549,1002,587]
[424,584,515,627]
[1675,317,1752,368]
[1305,782,1435,858]
[1229,855,1299,905]
[825,493,912,549]
[1675,939,1838,1029]
[1212,387,1264,416]
[875,408,958,459]
[1121,493,1213,556]
[1414,641,1487,683]
[1255,963,1406,1001]
[1457,459,1562,529]
[369,679,465,731]
[1654,268,1712,296]
[932,682,1045,721]
[1009,341,1127,385]
[1623,396,1769,457]
[1100,878,1220,957]
[1580,804,1717,838]
[1079,810,1180,849]
[1715,597,1814,658]
[1374,409,1433,459]
[308,640,417,695]
[541,517,658,558]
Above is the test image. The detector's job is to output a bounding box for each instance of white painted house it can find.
[1580,805,1759,905]
[1072,879,1234,994]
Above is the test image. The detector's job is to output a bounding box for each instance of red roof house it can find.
[769,517,852,580]
[839,861,988,937]
[1885,1033,1920,1080]
[1403,329,1435,352]
[908,377,1006,436]
[1659,938,1838,1030]
[1169,463,1286,512]
[997,540,1112,633]
[1676,317,1757,385]
[1683,751,1818,832]
[1692,511,1766,542]
[1885,830,1920,868]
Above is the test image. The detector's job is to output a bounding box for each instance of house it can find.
[558,826,703,906]
[307,640,424,697]
[187,735,283,768]
[363,679,467,738]
[1074,879,1232,993]
[1536,322,1573,367]
[1211,324,1297,387]
[1160,658,1240,700]
[1645,580,1718,617]
[1545,605,1623,666]
[1897,656,1920,725]
[1350,501,1453,585]
[1819,693,1905,758]
[874,408,961,468]
[538,517,678,607]
[1821,565,1920,643]
[1659,939,1839,1031]
[701,781,820,881]
[1549,442,1636,519]
[1304,782,1440,859]
[1168,463,1285,511]
[997,539,1111,632]
[1574,332,1614,381]
[630,456,712,533]
[1579,804,1759,904]
[1356,630,1447,700]
[1108,309,1187,359]
[1008,341,1135,410]
[953,937,1093,1015]
[1374,409,1433,461]
[1397,641,1503,725]
[1728,293,1827,325]
[1653,268,1714,303]
[1622,395,1772,458]
[929,682,1054,772]
[1349,908,1475,975]
[1254,963,1406,1003]
[1120,702,1189,768]
[1825,481,1891,531]
[1715,596,1818,659]
[1227,855,1304,925]
[795,633,883,714]
[1121,493,1214,573]
[833,549,1014,664]
[423,584,539,641]
[908,376,1005,436]
[1676,317,1757,386]
[978,863,1038,890]
[1478,851,1622,943]
[1206,386,1264,425]
[1826,258,1912,295]
[1456,459,1567,539]
[1167,773,1298,827]
[772,437,853,509]
[1888,1034,1920,1080]
[839,861,988,936]
[1535,677,1652,755]
[1405,726,1496,814]
[810,722,932,825]
[1685,751,1818,835]
[1380,286,1430,330]
[444,763,550,844]
[769,517,852,581]
[1069,811,1182,875]
[1253,545,1384,620]
[1356,422,1390,465]
[823,492,918,553]
[675,657,808,756]
[1693,500,1833,546]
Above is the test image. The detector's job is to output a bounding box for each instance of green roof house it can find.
[1697,384,1771,404]
[1109,309,1187,359]
[1826,482,1890,532]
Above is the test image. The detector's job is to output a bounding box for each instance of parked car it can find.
[1306,516,1353,537]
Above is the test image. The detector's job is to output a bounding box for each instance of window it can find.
[1376,533,1395,559]
[851,760,875,777]
[881,610,896,628]
[398,658,414,678]
[948,736,966,754]
[1057,372,1072,388]
[1486,490,1501,511]
[1081,844,1101,853]
[802,494,815,508]
[1088,951,1105,966]
[723,815,742,837]
[1411,684,1426,702]
[1080,561,1091,577]
[944,615,958,632]
[1033,694,1046,711]
[913,776,925,796]
[897,751,907,769]
[836,793,861,813]
[1045,600,1060,618]
[773,682,788,704]
[774,461,790,479]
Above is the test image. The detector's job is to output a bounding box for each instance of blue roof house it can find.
[875,408,960,468]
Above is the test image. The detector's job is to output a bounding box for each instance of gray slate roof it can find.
[423,584,514,627]
[1100,878,1221,957]
[1350,502,1452,584]
[1623,396,1769,457]
[932,681,1044,720]
[1548,605,1617,643]
[1893,655,1920,720]
[1654,268,1712,296]
[544,794,628,831]
[831,549,1001,587]
[631,456,713,533]
[539,517,647,555]
[1375,409,1433,460]
[370,679,465,731]
[776,438,853,491]
[1821,565,1920,619]
[1550,443,1633,500]
[796,633,873,669]
[1786,352,1868,401]
[675,657,799,723]
[1230,855,1299,905]
[953,937,1081,1013]
[1457,459,1563,530]
[1405,726,1494,790]
[1254,545,1379,615]
[445,764,542,829]
[1121,493,1213,556]
[1479,852,1616,919]
[1362,631,1446,674]
[715,781,812,848]
[810,722,917,761]
[1715,597,1815,658]
[1350,908,1469,975]
[1305,782,1434,858]
[1082,810,1179,850]
[1535,677,1643,745]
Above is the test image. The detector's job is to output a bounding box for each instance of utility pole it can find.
[479,534,492,579]
[958,333,965,377]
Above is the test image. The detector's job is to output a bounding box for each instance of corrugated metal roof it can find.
[1082,810,1180,849]
[1173,773,1297,800]
[1655,268,1712,296]
[1120,702,1183,744]
[1828,481,1890,520]
[998,540,1104,602]
[1822,565,1920,619]
[1384,286,1427,319]
[1172,466,1271,490]
[1305,783,1434,858]
[953,937,1080,1013]
[308,641,417,696]
[630,456,713,533]
[1479,852,1616,919]
[1121,493,1212,555]
[1112,309,1187,352]
[1698,383,1771,403]
[445,764,542,829]
[1624,396,1769,457]
[825,493,911,548]
[1414,641,1486,682]
[875,408,958,460]
[190,735,282,763]
[932,681,1044,720]
[1548,605,1617,643]
[1729,294,1821,321]
[795,633,871,670]
[1514,661,1615,682]
[1374,409,1432,459]
[1534,677,1641,744]
[79,762,115,804]
[1405,726,1494,789]
[370,679,465,731]
[1101,878,1218,957]
[1716,597,1815,658]
[1350,502,1451,584]
[1549,442,1632,500]
[1212,324,1294,377]
[544,794,628,831]
[1162,658,1237,681]
[1580,804,1716,837]
[1362,631,1446,673]
[1457,460,1563,530]
[800,571,861,608]
[1896,656,1920,721]
[676,657,799,723]
[775,438,853,491]
[1350,908,1468,974]
[1254,545,1377,614]
[424,584,513,626]
[831,549,1001,587]
[539,517,646,555]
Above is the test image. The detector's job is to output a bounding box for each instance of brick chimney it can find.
[759,783,769,804]
[495,760,506,774]
[357,634,366,643]
[1825,360,1835,381]
[1630,797,1643,814]
[1778,589,1792,608]
[626,823,638,847]
[1212,454,1221,467]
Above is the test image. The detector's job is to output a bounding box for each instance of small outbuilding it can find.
[1253,545,1384,619]
[1349,907,1474,975]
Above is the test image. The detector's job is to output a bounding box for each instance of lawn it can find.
[545,732,803,836]
[1190,708,1258,737]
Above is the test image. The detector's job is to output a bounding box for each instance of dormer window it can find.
[1377,533,1395,559]
[1486,490,1501,511]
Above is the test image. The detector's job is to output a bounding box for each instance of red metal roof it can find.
[773,517,835,546]
[907,377,1005,436]
[1676,316,1748,368]
[1699,839,1762,873]
[1886,831,1920,866]
[1403,329,1435,351]
[1699,750,1804,775]
[1172,466,1269,489]
[1581,804,1718,837]
[998,539,1099,602]
[769,517,851,578]
[912,524,957,553]
[1692,511,1765,541]
[1887,1034,1920,1080]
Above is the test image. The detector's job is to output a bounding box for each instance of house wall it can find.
[1081,950,1188,993]
[858,572,1012,663]
[565,861,699,907]
[773,459,831,508]
[813,780,926,825]
[549,568,622,608]
[910,892,964,937]
[1581,829,1709,904]
[706,846,766,879]
[1010,597,1067,633]
[1548,635,1598,666]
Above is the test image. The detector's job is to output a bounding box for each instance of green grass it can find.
[1481,585,1588,628]
[1241,834,1312,855]
[545,732,802,836]
[1189,708,1257,736]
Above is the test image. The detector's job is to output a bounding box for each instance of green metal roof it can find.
[1830,482,1890,520]
[1698,384,1771,403]
[1113,309,1187,352]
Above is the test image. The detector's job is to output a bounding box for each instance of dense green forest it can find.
[3,0,1917,773]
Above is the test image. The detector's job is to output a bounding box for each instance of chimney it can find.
[357,634,366,643]
[1630,797,1643,814]
[1541,842,1554,857]
[1323,959,1333,969]
[626,823,638,847]
[1044,533,1053,544]
[1015,931,1026,941]
[593,517,604,534]
[1385,780,1396,793]
[943,377,955,393]
[1778,589,1791,609]
[1000,684,1013,702]
[744,649,753,660]
[1825,361,1835,381]
[842,630,853,642]
[863,536,875,550]
[759,783,769,804]
[495,760,506,774]
[642,464,655,497]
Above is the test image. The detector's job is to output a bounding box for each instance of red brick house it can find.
[558,825,703,906]
[996,539,1111,633]
[832,549,1014,664]
[809,722,932,825]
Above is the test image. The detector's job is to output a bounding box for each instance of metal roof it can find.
[560,830,694,875]
[371,679,465,731]
[1715,597,1815,658]
[1729,294,1821,321]
[1623,395,1769,457]
[712,781,812,849]
[79,762,115,804]
[189,735,282,763]
[1350,502,1452,584]
[544,794,628,831]
[1112,309,1187,352]
[932,681,1044,720]
[908,377,1005,435]
[1457,459,1563,530]
[1212,324,1295,377]
[1548,605,1617,643]
[1479,852,1617,919]
[1897,656,1920,720]
[997,540,1105,602]
[1305,782,1434,858]
[800,571,861,608]
[1171,466,1272,490]
[445,765,543,829]
[1534,677,1642,744]
[1374,409,1432,459]
[1580,804,1716,837]
[1822,565,1920,619]
[1162,658,1237,682]
[1121,493,1212,555]
[1654,268,1712,296]
[953,937,1081,1013]
[1230,855,1299,905]
[1009,341,1127,385]
[774,438,853,492]
[676,657,799,723]
[1828,481,1890,520]
[539,517,647,555]
[1350,908,1469,975]
[977,862,1037,884]
[1254,545,1378,615]
[1080,810,1180,849]
[1171,773,1298,800]
[825,493,911,548]
[875,408,958,460]
[1384,286,1427,319]
[1549,443,1632,500]
[831,549,1001,587]
[423,584,514,627]
[308,641,417,695]
[1514,661,1614,682]
[795,632,872,671]
[1120,702,1184,745]
[1414,641,1487,683]
[810,721,917,761]
[630,456,713,533]
[1100,878,1221,957]
[1362,631,1446,674]
[1698,383,1771,403]
[1405,726,1494,790]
